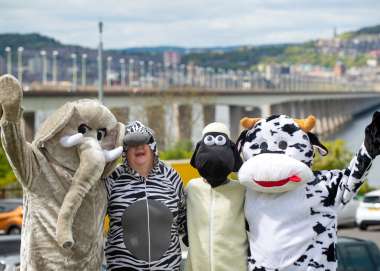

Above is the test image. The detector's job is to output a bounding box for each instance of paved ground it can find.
[338,225,380,247]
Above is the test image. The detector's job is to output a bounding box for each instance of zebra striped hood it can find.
[123,121,159,171]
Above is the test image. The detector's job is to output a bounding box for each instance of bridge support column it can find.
[289,101,300,118]
[164,104,179,148]
[192,104,204,144]
[309,100,323,135]
[110,107,129,123]
[146,105,166,150]
[129,105,148,124]
[229,106,244,140]
[215,105,230,131]
[178,105,193,142]
[203,105,215,125]
[260,104,272,118]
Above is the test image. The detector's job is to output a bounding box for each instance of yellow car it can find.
[0,199,23,235]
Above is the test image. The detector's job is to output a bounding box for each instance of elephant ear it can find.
[102,122,125,178]
[33,102,77,147]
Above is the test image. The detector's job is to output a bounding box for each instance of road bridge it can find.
[19,85,380,149]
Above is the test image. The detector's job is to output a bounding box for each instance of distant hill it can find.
[356,24,380,35]
[340,24,380,40]
[0,33,65,50]
[0,23,379,69]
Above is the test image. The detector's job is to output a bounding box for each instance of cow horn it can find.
[294,115,316,132]
[240,117,261,129]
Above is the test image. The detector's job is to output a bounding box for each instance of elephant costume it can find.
[0,75,124,270]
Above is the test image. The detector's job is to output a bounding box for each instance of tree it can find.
[0,146,18,189]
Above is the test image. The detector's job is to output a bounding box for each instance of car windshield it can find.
[363,196,380,204]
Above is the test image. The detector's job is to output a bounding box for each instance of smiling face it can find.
[126,144,154,170]
[238,115,317,193]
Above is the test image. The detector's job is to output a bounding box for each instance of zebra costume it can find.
[105,121,186,271]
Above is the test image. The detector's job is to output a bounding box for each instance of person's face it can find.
[126,144,154,168]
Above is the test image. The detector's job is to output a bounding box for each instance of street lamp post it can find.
[148,60,154,87]
[139,60,145,87]
[128,58,134,87]
[5,46,12,74]
[52,50,58,84]
[119,58,126,87]
[81,53,87,86]
[106,56,112,87]
[98,21,104,104]
[17,47,23,84]
[40,50,47,84]
[71,53,77,91]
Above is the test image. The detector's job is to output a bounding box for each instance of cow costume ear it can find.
[307,132,328,156]
[236,129,248,153]
[230,141,243,172]
[190,141,201,168]
[240,117,261,129]
[294,115,316,133]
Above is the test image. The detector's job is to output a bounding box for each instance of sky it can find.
[0,0,380,49]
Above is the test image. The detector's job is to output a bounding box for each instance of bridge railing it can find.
[1,47,379,92]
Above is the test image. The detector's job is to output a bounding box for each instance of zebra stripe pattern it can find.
[105,161,186,271]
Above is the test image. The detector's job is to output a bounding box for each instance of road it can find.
[338,225,380,247]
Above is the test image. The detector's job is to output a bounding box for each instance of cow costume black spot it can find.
[237,113,380,271]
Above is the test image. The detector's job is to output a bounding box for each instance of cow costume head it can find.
[238,114,328,193]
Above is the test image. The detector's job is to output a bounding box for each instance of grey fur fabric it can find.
[0,75,124,271]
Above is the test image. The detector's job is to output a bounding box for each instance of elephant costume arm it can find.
[1,116,39,190]
[0,75,39,189]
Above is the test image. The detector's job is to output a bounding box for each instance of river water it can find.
[329,108,380,187]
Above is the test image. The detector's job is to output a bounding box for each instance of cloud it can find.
[0,0,379,48]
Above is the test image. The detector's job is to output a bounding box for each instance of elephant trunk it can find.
[56,138,106,249]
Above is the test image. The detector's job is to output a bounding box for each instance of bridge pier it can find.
[146,105,166,150]
[203,105,215,125]
[192,104,204,144]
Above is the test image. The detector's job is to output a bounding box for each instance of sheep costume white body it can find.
[0,75,124,270]
[237,114,379,271]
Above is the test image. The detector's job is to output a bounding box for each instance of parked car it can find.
[337,197,360,227]
[0,235,21,271]
[337,236,380,271]
[0,199,22,235]
[356,190,380,230]
[180,237,380,271]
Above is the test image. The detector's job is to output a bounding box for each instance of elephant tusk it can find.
[60,133,84,148]
[103,146,123,162]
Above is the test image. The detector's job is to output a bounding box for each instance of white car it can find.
[356,190,380,230]
[337,198,360,227]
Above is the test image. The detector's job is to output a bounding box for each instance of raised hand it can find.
[0,74,23,121]
[364,111,380,158]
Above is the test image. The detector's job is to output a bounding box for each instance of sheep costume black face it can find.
[237,113,380,271]
[190,122,242,187]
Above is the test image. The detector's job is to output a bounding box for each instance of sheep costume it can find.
[0,75,124,270]
[186,122,247,271]
[237,114,380,271]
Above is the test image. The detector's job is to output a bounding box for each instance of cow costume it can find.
[185,122,248,271]
[237,113,380,271]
